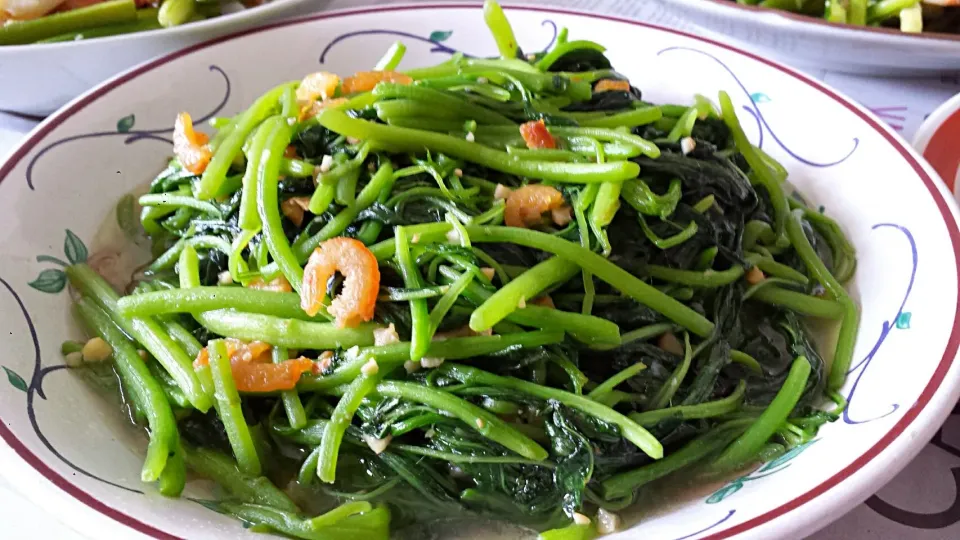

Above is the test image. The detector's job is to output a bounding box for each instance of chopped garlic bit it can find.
[318,351,334,371]
[476,76,489,84]
[420,357,445,369]
[82,337,112,363]
[319,154,334,173]
[137,350,148,360]
[361,358,380,376]
[346,136,361,145]
[362,434,392,455]
[64,351,84,368]
[680,136,696,155]
[217,271,234,285]
[745,265,765,285]
[374,323,400,346]
[411,233,422,243]
[572,512,591,526]
[517,296,526,309]
[480,267,496,280]
[446,228,462,244]
[465,131,475,142]
[425,428,436,439]
[494,183,513,200]
[404,360,420,373]
[475,418,486,429]
[596,508,620,534]
[454,168,464,177]
[551,205,573,226]
[286,117,296,126]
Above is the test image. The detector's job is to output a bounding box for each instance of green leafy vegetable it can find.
[63,2,858,537]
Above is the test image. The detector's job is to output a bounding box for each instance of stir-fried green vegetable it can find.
[729,0,953,34]
[64,2,857,537]
[0,0,269,46]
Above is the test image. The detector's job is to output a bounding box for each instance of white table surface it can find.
[3,1,960,538]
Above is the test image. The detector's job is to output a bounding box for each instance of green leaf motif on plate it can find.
[28,268,67,294]
[2,366,27,393]
[756,438,817,473]
[64,229,88,264]
[705,439,818,504]
[705,479,742,504]
[895,312,911,329]
[429,30,453,42]
[117,114,136,133]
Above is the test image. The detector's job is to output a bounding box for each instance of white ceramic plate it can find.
[914,91,960,202]
[661,0,960,75]
[0,0,322,116]
[1,4,960,539]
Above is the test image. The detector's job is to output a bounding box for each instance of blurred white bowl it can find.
[0,0,322,116]
[661,0,960,75]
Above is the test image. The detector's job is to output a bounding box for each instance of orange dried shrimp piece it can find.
[505,184,567,228]
[193,338,317,393]
[341,70,412,94]
[230,359,316,393]
[519,120,557,150]
[301,237,380,328]
[594,79,631,93]
[297,71,339,103]
[173,112,212,174]
[297,72,340,120]
[301,97,349,120]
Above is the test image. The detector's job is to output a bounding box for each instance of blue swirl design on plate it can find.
[672,510,736,539]
[0,277,142,494]
[319,20,558,64]
[657,47,858,168]
[842,223,916,425]
[25,65,231,190]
